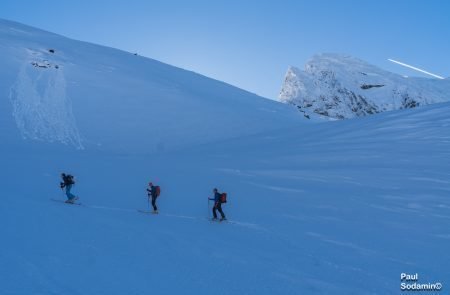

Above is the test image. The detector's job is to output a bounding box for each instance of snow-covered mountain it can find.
[279,53,450,119]
[0,19,303,153]
[1,20,450,295]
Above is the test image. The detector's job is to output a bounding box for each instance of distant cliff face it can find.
[279,54,450,120]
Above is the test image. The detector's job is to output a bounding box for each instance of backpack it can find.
[64,175,75,185]
[220,193,227,203]
[155,186,161,197]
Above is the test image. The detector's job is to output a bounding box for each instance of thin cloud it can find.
[388,59,444,79]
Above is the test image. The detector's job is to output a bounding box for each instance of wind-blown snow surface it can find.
[1,20,450,295]
[2,100,450,295]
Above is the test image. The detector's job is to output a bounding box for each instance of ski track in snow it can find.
[9,49,83,149]
[244,181,305,194]
[409,177,450,184]
[305,232,376,255]
[50,199,265,231]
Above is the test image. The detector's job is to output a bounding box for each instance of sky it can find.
[0,0,449,99]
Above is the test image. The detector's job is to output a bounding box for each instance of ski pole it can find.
[60,184,66,200]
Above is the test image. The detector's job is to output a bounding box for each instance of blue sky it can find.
[1,0,449,98]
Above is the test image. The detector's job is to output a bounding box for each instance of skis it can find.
[208,218,247,226]
[50,198,82,206]
[137,209,158,214]
[137,210,232,224]
[209,218,227,223]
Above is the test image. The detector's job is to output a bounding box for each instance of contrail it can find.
[388,58,444,79]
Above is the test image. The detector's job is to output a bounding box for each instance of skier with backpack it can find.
[209,188,227,221]
[146,182,161,214]
[60,173,78,204]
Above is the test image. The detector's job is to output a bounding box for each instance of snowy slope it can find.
[2,100,450,295]
[0,19,303,153]
[1,20,449,295]
[279,53,450,119]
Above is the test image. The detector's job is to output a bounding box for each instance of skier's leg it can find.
[212,204,218,219]
[217,203,226,219]
[64,185,75,203]
[65,184,72,200]
[152,196,158,211]
[67,184,77,201]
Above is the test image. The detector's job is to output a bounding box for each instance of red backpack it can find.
[155,186,161,197]
[220,193,227,203]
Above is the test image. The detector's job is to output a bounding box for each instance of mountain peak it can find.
[279,54,450,119]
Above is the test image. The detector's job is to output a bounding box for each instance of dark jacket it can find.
[209,192,221,203]
[147,185,158,198]
[60,174,74,188]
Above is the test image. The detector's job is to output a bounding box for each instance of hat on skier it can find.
[149,182,153,186]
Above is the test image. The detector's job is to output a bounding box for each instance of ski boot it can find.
[65,196,78,204]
